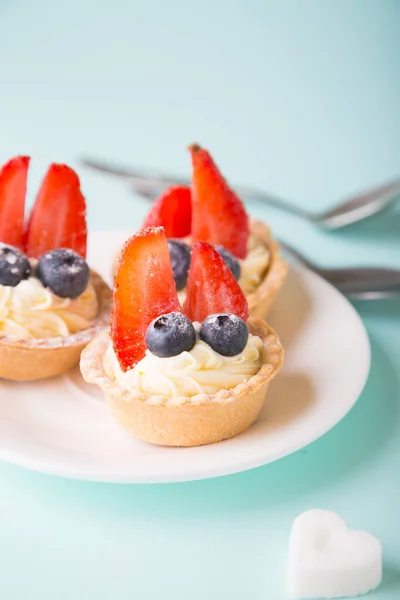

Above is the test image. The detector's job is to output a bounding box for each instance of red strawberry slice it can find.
[183,241,248,323]
[0,156,30,249]
[143,185,192,238]
[24,163,87,258]
[189,144,249,259]
[111,227,182,371]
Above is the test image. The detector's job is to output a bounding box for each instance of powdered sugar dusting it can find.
[0,244,21,265]
[6,254,18,265]
[0,244,31,285]
[43,249,85,277]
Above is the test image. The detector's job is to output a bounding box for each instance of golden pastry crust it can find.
[247,219,288,318]
[111,219,287,319]
[0,271,112,381]
[80,318,284,447]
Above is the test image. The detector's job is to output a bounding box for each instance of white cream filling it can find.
[239,234,270,295]
[104,324,263,398]
[177,234,270,305]
[0,277,98,340]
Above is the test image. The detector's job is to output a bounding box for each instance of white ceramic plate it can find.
[0,231,370,483]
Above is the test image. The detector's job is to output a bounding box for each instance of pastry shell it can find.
[80,317,284,447]
[111,219,287,319]
[246,219,288,318]
[0,271,112,381]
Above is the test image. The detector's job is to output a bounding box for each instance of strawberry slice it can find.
[24,163,87,258]
[143,185,192,238]
[0,156,30,249]
[183,241,248,323]
[189,144,249,259]
[111,227,182,371]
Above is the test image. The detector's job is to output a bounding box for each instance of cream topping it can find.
[176,234,270,304]
[103,325,263,398]
[0,277,98,340]
[238,234,270,294]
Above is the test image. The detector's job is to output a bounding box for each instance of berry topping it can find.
[143,185,192,238]
[216,245,241,280]
[0,156,30,250]
[25,164,87,259]
[146,312,196,358]
[0,244,31,287]
[111,227,182,371]
[36,248,90,299]
[189,144,249,259]
[200,313,249,357]
[183,241,248,323]
[168,239,191,290]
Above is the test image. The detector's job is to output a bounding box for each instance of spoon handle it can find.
[80,155,400,229]
[346,288,400,300]
[321,267,400,294]
[80,156,312,219]
[279,241,400,297]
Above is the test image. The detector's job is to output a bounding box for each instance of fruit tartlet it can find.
[114,144,287,317]
[0,156,111,381]
[82,227,283,447]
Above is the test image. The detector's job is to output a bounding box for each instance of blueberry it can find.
[36,248,90,299]
[146,312,196,358]
[216,246,241,280]
[200,313,248,357]
[167,240,191,290]
[0,244,31,287]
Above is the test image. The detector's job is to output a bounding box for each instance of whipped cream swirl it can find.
[177,234,270,305]
[104,325,263,398]
[0,277,98,340]
[238,234,270,294]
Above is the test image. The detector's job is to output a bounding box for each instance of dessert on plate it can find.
[82,226,283,447]
[114,144,287,317]
[0,156,111,381]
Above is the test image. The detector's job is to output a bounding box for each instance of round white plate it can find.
[0,231,370,483]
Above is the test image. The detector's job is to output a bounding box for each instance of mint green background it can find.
[1,1,399,598]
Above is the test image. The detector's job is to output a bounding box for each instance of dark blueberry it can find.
[0,244,31,287]
[167,240,191,290]
[216,246,241,280]
[200,313,248,357]
[36,248,90,299]
[146,312,196,358]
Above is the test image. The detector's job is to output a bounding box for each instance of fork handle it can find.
[129,178,312,220]
[80,157,313,219]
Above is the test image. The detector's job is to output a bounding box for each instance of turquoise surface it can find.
[1,1,399,598]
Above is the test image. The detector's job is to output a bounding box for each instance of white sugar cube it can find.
[287,509,382,598]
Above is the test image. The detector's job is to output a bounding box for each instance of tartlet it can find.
[81,317,283,447]
[0,271,111,381]
[82,226,284,447]
[0,156,111,381]
[113,144,287,318]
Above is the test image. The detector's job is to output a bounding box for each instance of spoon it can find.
[279,241,400,299]
[98,170,400,300]
[80,156,400,229]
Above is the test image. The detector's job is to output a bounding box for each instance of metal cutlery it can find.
[279,241,400,299]
[80,156,400,299]
[80,156,400,229]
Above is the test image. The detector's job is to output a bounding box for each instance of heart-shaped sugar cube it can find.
[287,509,382,598]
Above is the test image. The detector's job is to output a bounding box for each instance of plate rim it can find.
[0,230,371,483]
